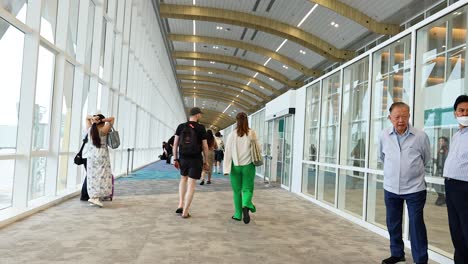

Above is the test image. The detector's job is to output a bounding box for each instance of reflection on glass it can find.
[338,169,364,217]
[303,82,320,161]
[40,0,58,43]
[369,35,411,169]
[0,18,24,154]
[29,156,47,201]
[340,58,369,168]
[366,173,387,229]
[302,163,316,197]
[56,155,68,192]
[60,62,74,151]
[282,115,293,187]
[32,46,55,150]
[85,2,95,68]
[318,166,336,205]
[424,183,452,255]
[319,72,341,164]
[0,160,15,209]
[1,0,27,23]
[66,0,80,56]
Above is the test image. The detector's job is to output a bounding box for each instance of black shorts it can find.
[214,150,224,162]
[179,157,203,180]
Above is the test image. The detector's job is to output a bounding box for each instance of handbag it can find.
[74,135,88,165]
[107,126,120,149]
[250,133,263,167]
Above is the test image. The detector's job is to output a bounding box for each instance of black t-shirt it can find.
[175,121,207,159]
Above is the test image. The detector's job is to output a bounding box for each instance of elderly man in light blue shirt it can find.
[379,102,431,264]
[443,95,468,264]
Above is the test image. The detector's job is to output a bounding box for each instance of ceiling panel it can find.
[266,58,303,81]
[176,59,232,70]
[338,0,421,22]
[181,80,265,102]
[277,39,326,69]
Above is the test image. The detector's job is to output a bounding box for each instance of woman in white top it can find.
[214,131,224,174]
[223,112,260,224]
[85,114,115,207]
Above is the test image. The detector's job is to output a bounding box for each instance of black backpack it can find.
[179,122,201,157]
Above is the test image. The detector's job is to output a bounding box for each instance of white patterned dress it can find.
[87,132,113,198]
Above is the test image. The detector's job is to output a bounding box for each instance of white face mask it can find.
[456,116,468,127]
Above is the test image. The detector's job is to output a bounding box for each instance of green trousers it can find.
[230,162,256,219]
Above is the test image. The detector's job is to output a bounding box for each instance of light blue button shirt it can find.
[443,127,468,182]
[379,125,431,195]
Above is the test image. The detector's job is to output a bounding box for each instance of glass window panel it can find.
[85,1,95,69]
[317,166,336,205]
[366,173,387,229]
[81,75,90,133]
[1,0,27,23]
[66,0,80,57]
[28,156,47,201]
[302,163,316,197]
[99,18,106,78]
[0,159,15,209]
[59,61,74,152]
[340,57,369,167]
[0,19,24,155]
[56,154,68,192]
[319,72,341,164]
[369,35,411,169]
[424,183,452,255]
[97,83,102,112]
[303,82,320,161]
[40,0,58,44]
[338,169,364,217]
[32,46,55,151]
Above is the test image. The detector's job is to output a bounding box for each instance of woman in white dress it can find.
[85,114,115,207]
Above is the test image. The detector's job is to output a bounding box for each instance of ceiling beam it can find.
[182,88,256,107]
[160,4,355,61]
[182,87,261,105]
[312,0,400,35]
[183,92,254,112]
[177,65,279,95]
[171,34,321,77]
[178,74,272,101]
[181,83,261,104]
[173,51,302,89]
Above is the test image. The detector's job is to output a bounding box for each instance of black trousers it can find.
[80,159,89,201]
[445,178,468,264]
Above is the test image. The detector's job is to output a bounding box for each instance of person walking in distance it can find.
[200,130,217,185]
[443,95,468,264]
[224,112,260,224]
[379,102,431,264]
[173,107,209,218]
[214,131,224,174]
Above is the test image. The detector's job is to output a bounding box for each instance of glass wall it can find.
[0,0,186,220]
[250,110,266,176]
[414,5,468,255]
[299,3,468,260]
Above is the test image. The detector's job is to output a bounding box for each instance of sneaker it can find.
[242,207,250,224]
[200,180,205,185]
[207,181,211,184]
[381,256,405,264]
[88,198,103,208]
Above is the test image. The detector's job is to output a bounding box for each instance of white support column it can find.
[76,0,90,65]
[55,0,70,50]
[13,0,43,208]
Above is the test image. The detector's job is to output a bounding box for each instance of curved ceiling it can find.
[159,0,440,129]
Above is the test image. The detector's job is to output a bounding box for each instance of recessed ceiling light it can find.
[193,87,196,89]
[269,77,274,81]
[300,50,306,54]
[208,72,213,74]
[236,95,239,97]
[331,22,335,26]
[334,24,339,28]
[260,86,264,89]
[282,65,288,69]
[213,46,219,49]
[210,61,215,64]
[216,26,223,30]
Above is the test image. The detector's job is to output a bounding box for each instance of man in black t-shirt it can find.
[173,107,209,218]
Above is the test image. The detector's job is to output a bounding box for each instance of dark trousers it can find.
[445,178,468,264]
[384,190,428,263]
[80,159,89,201]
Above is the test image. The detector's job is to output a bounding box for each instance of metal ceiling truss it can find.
[176,65,280,95]
[160,4,355,61]
[183,91,254,112]
[312,0,400,35]
[181,83,261,104]
[178,74,272,101]
[171,35,321,77]
[173,51,302,88]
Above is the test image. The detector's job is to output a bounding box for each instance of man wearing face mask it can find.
[379,102,431,264]
[443,95,468,264]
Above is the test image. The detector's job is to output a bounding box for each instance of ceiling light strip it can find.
[222,104,232,113]
[297,4,318,27]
